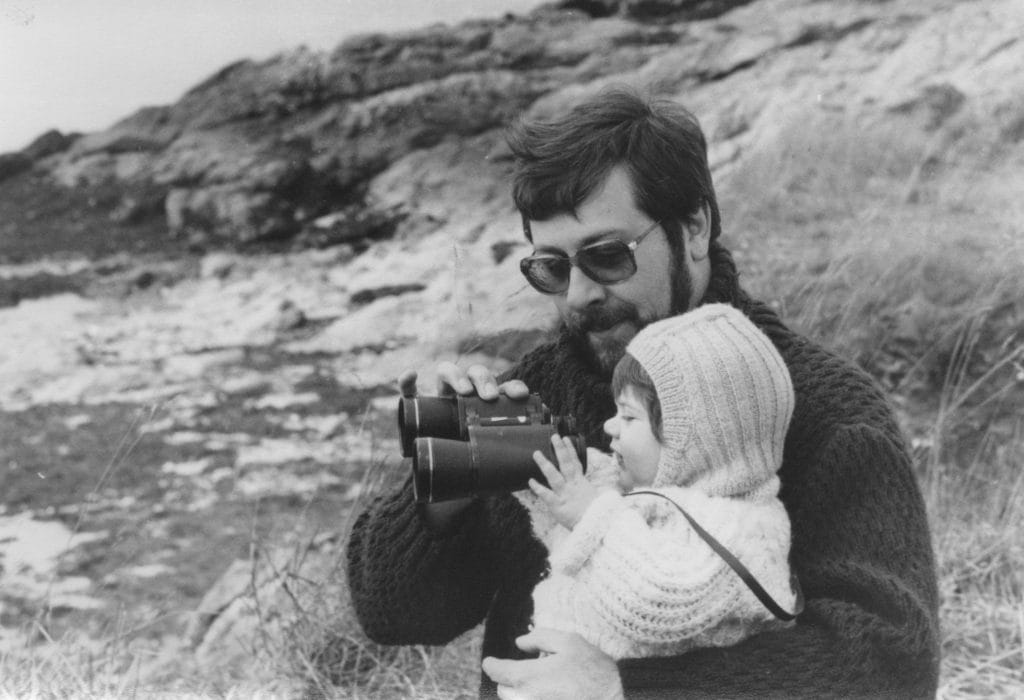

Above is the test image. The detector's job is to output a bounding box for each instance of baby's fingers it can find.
[551,435,583,479]
[532,450,564,489]
[528,478,552,501]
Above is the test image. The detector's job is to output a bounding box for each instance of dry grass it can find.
[726,109,1024,698]
[261,458,483,700]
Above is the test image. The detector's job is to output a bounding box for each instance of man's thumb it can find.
[515,627,568,655]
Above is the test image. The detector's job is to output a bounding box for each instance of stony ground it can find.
[0,244,414,659]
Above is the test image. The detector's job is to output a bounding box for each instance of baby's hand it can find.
[529,435,600,529]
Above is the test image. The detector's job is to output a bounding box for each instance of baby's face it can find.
[603,385,661,491]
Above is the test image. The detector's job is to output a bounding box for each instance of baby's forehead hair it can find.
[611,352,656,396]
[611,351,664,441]
[614,383,643,404]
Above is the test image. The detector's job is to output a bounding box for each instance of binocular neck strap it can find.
[626,490,804,622]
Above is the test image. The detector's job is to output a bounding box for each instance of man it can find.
[346,89,940,699]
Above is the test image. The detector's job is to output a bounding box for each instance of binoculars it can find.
[397,394,587,503]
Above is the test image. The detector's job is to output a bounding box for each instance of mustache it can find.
[565,301,641,334]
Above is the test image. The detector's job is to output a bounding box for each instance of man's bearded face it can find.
[565,262,691,374]
[565,297,645,373]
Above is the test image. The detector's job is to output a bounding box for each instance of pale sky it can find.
[0,0,543,153]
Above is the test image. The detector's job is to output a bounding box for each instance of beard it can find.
[565,263,693,375]
[565,298,643,374]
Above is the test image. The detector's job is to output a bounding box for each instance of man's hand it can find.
[398,363,529,402]
[482,629,624,700]
[529,435,601,529]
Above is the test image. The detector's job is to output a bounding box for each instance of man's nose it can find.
[565,266,604,310]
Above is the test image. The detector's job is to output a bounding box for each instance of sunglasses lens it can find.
[577,241,636,283]
[521,256,570,294]
[520,240,639,294]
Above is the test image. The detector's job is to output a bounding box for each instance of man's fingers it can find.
[515,628,575,655]
[482,656,526,688]
[397,370,418,398]
[430,363,532,401]
[498,379,530,400]
[435,362,507,398]
[435,361,473,396]
[509,631,623,700]
[496,687,529,700]
[466,364,500,400]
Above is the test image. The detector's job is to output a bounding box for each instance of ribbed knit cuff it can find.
[549,490,625,574]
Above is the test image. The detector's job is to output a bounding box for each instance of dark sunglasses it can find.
[519,220,662,295]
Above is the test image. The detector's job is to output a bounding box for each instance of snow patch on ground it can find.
[0,513,108,618]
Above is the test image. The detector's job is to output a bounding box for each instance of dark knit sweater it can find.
[346,251,940,699]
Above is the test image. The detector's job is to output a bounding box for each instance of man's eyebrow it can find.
[533,229,631,254]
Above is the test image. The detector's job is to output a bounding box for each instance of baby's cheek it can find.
[616,462,634,492]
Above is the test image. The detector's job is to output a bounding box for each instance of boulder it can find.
[165,185,298,242]
[559,0,755,20]
[621,0,756,20]
[349,283,426,306]
[0,152,32,183]
[186,533,347,678]
[299,204,407,249]
[22,129,76,160]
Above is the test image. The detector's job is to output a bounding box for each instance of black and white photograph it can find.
[1,0,1022,697]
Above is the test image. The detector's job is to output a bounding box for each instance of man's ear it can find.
[685,202,711,262]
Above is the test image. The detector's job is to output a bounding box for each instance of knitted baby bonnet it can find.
[624,303,794,498]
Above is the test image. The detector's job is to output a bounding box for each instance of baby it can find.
[518,303,800,659]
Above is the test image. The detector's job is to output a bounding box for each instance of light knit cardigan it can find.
[518,450,796,660]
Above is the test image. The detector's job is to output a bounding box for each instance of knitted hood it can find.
[624,303,794,498]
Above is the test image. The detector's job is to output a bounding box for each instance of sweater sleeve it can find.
[345,474,499,645]
[344,349,565,648]
[615,424,941,699]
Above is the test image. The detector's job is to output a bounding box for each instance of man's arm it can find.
[345,363,531,645]
[615,423,940,698]
[345,476,499,645]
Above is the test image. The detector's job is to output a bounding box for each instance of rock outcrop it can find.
[7,0,1021,252]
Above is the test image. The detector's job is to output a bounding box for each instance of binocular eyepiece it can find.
[397,394,586,503]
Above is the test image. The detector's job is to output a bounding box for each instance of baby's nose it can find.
[603,416,618,438]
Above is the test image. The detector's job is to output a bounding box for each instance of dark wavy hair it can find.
[506,86,721,250]
[610,352,663,443]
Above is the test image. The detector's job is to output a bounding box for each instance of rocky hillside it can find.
[1,0,1022,693]
[2,0,1021,401]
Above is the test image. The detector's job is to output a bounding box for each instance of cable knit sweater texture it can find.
[519,454,797,660]
[345,244,941,699]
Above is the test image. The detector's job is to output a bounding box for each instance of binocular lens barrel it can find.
[398,396,461,457]
[411,424,587,503]
[398,394,551,458]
